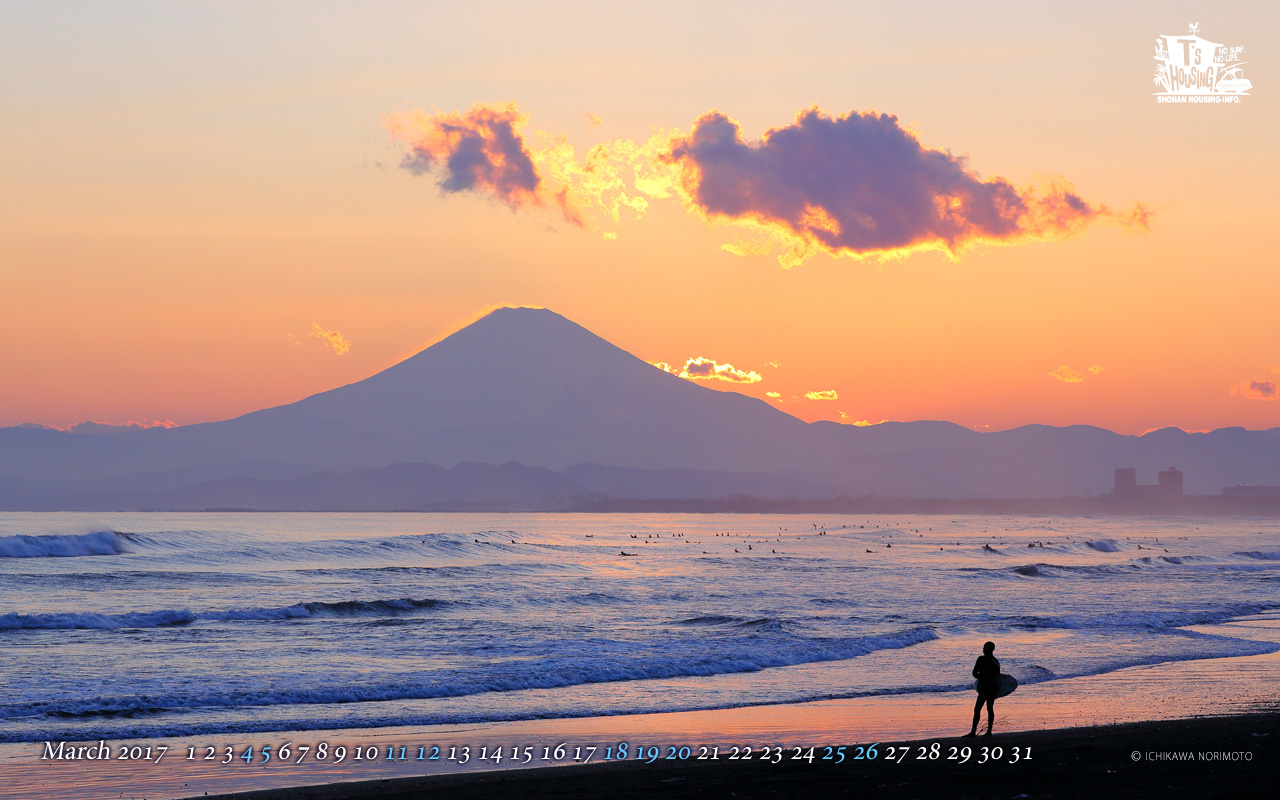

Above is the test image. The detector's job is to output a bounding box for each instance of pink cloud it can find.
[385,102,583,226]
[660,108,1147,264]
[1233,379,1279,401]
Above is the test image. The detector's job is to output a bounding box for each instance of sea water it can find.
[1,512,1277,744]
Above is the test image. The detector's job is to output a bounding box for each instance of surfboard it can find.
[973,673,1018,698]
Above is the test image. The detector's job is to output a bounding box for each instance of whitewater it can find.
[1,512,1277,744]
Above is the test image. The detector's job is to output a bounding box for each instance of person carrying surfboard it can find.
[966,640,1002,737]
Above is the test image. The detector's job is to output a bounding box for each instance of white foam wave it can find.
[3,630,1275,745]
[977,603,1277,631]
[0,531,129,558]
[0,627,939,721]
[212,598,444,621]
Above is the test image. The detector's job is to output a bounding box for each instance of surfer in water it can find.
[965,641,1000,737]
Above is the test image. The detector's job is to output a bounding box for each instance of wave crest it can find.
[0,626,939,722]
[0,531,129,559]
[1085,539,1122,553]
[0,597,445,632]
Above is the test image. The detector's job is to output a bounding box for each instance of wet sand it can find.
[6,616,1278,800]
[200,714,1280,800]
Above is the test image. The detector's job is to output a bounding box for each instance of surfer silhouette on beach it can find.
[965,641,1001,737]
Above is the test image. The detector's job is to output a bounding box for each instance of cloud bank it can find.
[387,102,1148,265]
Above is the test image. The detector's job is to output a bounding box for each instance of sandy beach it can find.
[6,629,1278,800]
[197,714,1279,800]
[5,514,1278,800]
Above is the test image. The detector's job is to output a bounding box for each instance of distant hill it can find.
[0,308,820,480]
[0,461,842,512]
[2,307,1279,507]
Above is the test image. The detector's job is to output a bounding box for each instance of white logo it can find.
[1153,23,1250,103]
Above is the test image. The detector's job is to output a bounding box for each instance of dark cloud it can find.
[386,103,582,225]
[384,102,1147,259]
[1233,379,1279,401]
[661,108,1136,262]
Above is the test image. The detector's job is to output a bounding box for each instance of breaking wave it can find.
[975,603,1277,631]
[0,598,445,632]
[0,531,130,558]
[0,627,939,721]
[1236,551,1280,561]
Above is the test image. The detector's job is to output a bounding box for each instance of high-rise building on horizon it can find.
[1158,467,1184,496]
[1113,467,1183,497]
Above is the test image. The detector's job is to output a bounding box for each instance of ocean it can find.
[2,512,1278,746]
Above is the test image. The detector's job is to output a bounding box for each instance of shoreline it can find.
[6,635,1279,800]
[4,519,1277,800]
[198,714,1280,800]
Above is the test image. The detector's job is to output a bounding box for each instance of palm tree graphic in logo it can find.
[1153,66,1171,93]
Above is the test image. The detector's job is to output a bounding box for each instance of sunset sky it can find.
[3,1,1278,434]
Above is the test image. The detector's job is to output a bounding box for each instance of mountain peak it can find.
[5,303,1280,498]
[404,305,635,379]
[441,305,594,348]
[187,304,804,472]
[482,305,554,318]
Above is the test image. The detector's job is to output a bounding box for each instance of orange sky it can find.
[2,2,1278,434]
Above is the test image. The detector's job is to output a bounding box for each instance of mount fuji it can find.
[2,307,1279,508]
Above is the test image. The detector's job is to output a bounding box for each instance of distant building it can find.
[1112,467,1183,497]
[1222,484,1280,497]
[1158,467,1184,496]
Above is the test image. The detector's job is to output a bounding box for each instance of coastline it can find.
[198,714,1280,800]
[5,627,1279,800]
[4,516,1276,800]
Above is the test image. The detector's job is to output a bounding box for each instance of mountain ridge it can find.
[3,306,1280,502]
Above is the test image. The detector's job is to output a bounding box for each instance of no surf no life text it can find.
[39,740,1034,768]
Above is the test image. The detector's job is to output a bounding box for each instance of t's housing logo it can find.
[1153,23,1251,103]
